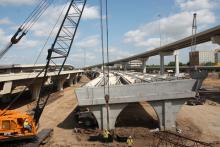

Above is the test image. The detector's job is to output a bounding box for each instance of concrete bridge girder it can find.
[76,79,196,130]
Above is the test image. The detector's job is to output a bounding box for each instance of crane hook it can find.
[10,28,26,44]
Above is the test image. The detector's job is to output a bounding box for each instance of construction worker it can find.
[127,136,134,147]
[23,118,32,132]
[102,129,110,142]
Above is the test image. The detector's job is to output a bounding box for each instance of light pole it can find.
[158,14,162,47]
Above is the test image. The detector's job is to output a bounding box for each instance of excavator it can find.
[0,0,87,142]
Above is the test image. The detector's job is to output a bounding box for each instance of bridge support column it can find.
[30,81,42,101]
[68,74,75,87]
[57,76,67,91]
[88,103,127,129]
[74,74,78,84]
[160,54,165,75]
[0,81,12,95]
[149,99,186,130]
[141,58,148,73]
[121,62,128,71]
[174,51,180,76]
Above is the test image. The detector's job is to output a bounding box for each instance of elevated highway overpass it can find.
[85,25,220,75]
[0,64,83,101]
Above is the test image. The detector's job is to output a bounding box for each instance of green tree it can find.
[203,62,216,66]
[167,61,184,66]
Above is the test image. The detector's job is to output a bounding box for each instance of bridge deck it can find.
[0,70,83,82]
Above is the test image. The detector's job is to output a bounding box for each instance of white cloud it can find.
[0,0,36,6]
[0,29,10,43]
[75,35,99,48]
[16,38,40,49]
[82,5,100,20]
[124,0,216,49]
[108,47,132,61]
[0,18,11,25]
[29,4,99,38]
[176,0,215,11]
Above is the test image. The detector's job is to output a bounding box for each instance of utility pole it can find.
[83,48,86,68]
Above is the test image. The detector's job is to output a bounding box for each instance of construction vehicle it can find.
[0,0,87,142]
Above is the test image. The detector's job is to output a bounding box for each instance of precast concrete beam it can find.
[76,79,196,106]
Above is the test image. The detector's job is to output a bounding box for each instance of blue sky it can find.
[0,0,219,67]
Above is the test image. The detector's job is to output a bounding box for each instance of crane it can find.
[0,0,54,59]
[0,0,87,142]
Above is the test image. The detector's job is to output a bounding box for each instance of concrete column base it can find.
[68,74,75,87]
[74,74,78,84]
[149,99,186,130]
[57,76,67,91]
[89,103,127,129]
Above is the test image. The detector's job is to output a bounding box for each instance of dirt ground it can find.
[202,78,220,90]
[9,76,220,146]
[177,101,220,143]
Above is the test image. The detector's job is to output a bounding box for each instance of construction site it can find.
[0,0,220,146]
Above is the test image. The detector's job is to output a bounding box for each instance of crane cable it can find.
[105,0,110,96]
[100,0,110,130]
[12,0,54,43]
[0,0,54,60]
[100,0,106,95]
